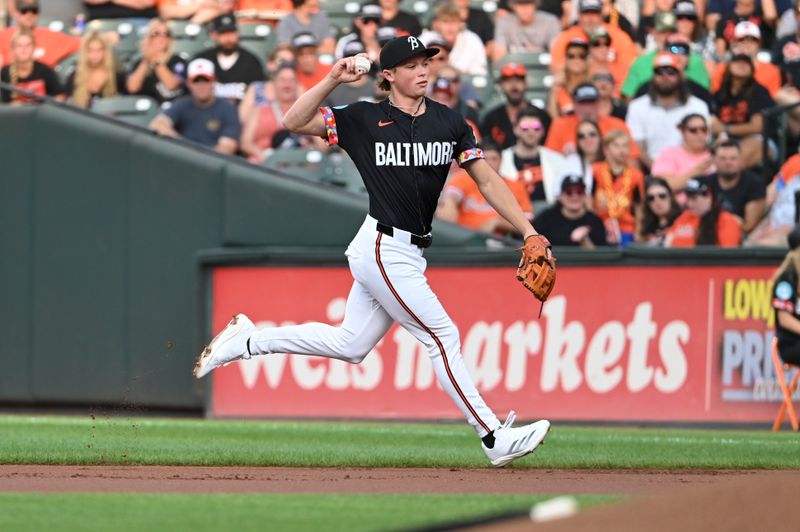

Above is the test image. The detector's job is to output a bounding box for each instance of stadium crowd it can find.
[2,0,800,248]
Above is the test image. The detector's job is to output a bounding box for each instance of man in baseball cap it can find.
[377,35,439,90]
[532,173,607,247]
[708,20,781,96]
[149,57,241,154]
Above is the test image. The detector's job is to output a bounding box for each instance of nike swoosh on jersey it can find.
[378,120,394,127]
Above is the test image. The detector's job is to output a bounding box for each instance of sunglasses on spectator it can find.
[577,130,599,139]
[654,67,679,76]
[563,185,586,196]
[685,125,708,134]
[150,30,172,38]
[646,192,669,202]
[590,40,610,47]
[519,120,543,131]
[676,15,696,21]
[20,7,39,14]
[665,43,690,55]
[567,52,588,60]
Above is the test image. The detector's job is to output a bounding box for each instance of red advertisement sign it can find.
[209,264,790,423]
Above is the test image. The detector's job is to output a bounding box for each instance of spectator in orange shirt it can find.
[665,178,742,247]
[547,37,591,117]
[549,0,637,76]
[710,21,782,97]
[586,26,628,92]
[291,31,332,91]
[0,0,80,68]
[545,82,640,159]
[636,176,683,246]
[157,0,235,23]
[591,129,644,246]
[436,142,533,236]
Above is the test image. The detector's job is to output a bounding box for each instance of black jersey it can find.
[322,98,483,235]
[772,267,800,361]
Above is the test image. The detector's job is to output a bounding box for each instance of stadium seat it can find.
[168,20,210,42]
[54,53,77,84]
[493,51,551,74]
[85,19,142,65]
[320,150,366,194]
[771,337,800,432]
[264,148,328,181]
[90,95,160,129]
[238,22,277,67]
[172,38,212,61]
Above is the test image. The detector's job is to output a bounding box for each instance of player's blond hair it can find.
[8,29,36,102]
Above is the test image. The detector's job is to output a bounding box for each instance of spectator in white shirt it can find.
[626,52,709,169]
[420,2,487,75]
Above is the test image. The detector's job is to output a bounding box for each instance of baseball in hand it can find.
[354,56,371,75]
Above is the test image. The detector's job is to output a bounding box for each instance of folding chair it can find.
[771,337,800,432]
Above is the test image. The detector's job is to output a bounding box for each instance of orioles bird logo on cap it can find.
[408,36,419,50]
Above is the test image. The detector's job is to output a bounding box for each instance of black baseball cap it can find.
[291,31,318,49]
[684,178,712,196]
[380,36,439,70]
[561,174,586,192]
[210,13,237,33]
[342,39,366,58]
[573,82,599,102]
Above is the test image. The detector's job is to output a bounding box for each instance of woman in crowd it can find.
[559,119,603,198]
[650,113,715,197]
[239,44,298,124]
[0,29,63,103]
[66,31,126,109]
[126,18,185,103]
[665,178,742,247]
[547,38,590,117]
[240,64,305,162]
[770,226,800,367]
[593,71,626,119]
[710,53,774,168]
[592,129,644,247]
[636,177,683,245]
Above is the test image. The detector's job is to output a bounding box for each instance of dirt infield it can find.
[2,466,798,530]
[0,465,786,494]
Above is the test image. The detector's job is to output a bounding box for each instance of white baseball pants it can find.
[249,214,501,436]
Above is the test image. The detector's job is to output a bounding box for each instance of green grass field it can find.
[1,415,798,531]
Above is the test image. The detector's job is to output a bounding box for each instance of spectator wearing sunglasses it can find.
[549,0,637,76]
[623,33,712,101]
[627,53,710,169]
[586,26,628,91]
[545,82,640,161]
[533,174,608,248]
[499,109,565,204]
[126,18,186,103]
[665,178,742,247]
[0,0,80,68]
[335,4,384,63]
[548,38,591,117]
[711,21,782,97]
[561,119,603,195]
[480,62,551,149]
[651,113,716,197]
[636,177,682,245]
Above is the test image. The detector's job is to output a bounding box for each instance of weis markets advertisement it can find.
[209,265,794,423]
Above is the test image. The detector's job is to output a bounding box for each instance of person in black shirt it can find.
[710,54,774,168]
[82,0,158,21]
[193,13,265,106]
[193,36,552,468]
[126,18,186,104]
[533,174,608,247]
[700,140,766,234]
[0,29,62,103]
[479,62,551,150]
[771,225,800,365]
[378,0,422,37]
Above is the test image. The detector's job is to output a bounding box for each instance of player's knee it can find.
[334,332,374,364]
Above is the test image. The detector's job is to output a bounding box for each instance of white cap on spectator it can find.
[734,21,761,40]
[188,58,215,81]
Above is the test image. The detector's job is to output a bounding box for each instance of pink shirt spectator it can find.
[651,145,716,182]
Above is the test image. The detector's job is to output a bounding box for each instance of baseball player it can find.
[194,36,552,467]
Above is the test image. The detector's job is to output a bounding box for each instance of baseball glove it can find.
[516,234,556,303]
